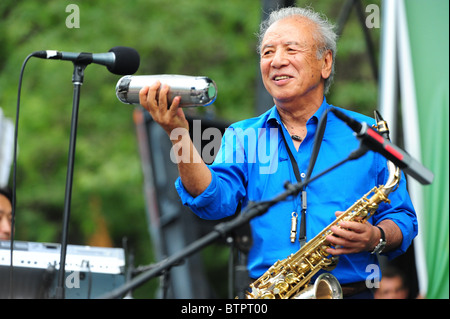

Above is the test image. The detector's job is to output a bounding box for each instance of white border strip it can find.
[397,0,428,297]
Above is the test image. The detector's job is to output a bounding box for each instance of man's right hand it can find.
[139,81,212,197]
[139,81,189,136]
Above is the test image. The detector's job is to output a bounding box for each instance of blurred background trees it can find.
[0,0,380,297]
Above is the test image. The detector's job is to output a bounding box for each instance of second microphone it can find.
[115,75,218,107]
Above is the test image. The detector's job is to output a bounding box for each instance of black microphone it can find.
[331,108,434,185]
[32,46,140,75]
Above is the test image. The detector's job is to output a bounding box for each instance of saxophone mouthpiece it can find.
[373,110,390,140]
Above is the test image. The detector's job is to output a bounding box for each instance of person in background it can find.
[0,187,13,241]
[374,266,410,299]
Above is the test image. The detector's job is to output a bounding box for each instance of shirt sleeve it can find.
[372,155,418,259]
[175,166,224,219]
[175,125,248,220]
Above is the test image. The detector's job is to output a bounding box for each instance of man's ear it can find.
[321,50,333,79]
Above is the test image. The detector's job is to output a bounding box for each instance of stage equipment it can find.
[0,240,125,299]
[115,75,217,107]
[12,47,139,299]
[32,46,140,75]
[331,108,434,185]
[246,112,401,299]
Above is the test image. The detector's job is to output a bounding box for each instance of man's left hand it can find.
[325,212,380,255]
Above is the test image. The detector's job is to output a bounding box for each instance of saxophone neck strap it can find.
[279,109,328,244]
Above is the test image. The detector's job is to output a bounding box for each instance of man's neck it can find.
[276,95,323,128]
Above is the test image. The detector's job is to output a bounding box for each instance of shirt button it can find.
[301,172,306,178]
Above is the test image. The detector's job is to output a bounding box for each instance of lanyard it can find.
[279,111,328,245]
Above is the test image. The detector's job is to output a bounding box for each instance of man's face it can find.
[0,194,12,240]
[260,17,332,106]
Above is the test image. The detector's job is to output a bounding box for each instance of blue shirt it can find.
[175,98,417,284]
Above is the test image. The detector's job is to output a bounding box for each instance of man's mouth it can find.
[273,75,292,81]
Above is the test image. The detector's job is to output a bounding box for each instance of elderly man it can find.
[139,7,417,299]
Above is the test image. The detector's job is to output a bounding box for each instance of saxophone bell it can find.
[292,273,343,299]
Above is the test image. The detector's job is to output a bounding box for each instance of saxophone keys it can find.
[274,281,289,295]
[323,256,340,271]
[320,245,331,257]
[261,292,275,299]
[285,272,298,284]
[309,252,321,263]
[297,262,310,272]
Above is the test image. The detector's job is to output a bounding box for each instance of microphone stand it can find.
[54,62,87,299]
[99,147,366,299]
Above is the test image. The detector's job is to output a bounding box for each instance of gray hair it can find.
[257,7,337,94]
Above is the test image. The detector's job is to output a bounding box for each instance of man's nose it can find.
[270,50,289,68]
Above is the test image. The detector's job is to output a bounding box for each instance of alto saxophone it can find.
[246,111,401,299]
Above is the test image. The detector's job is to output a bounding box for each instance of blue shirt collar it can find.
[266,96,330,127]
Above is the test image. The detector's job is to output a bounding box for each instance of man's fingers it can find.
[158,83,170,109]
[168,96,181,115]
[139,86,150,109]
[139,81,163,113]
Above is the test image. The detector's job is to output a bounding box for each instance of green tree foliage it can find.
[0,0,380,298]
